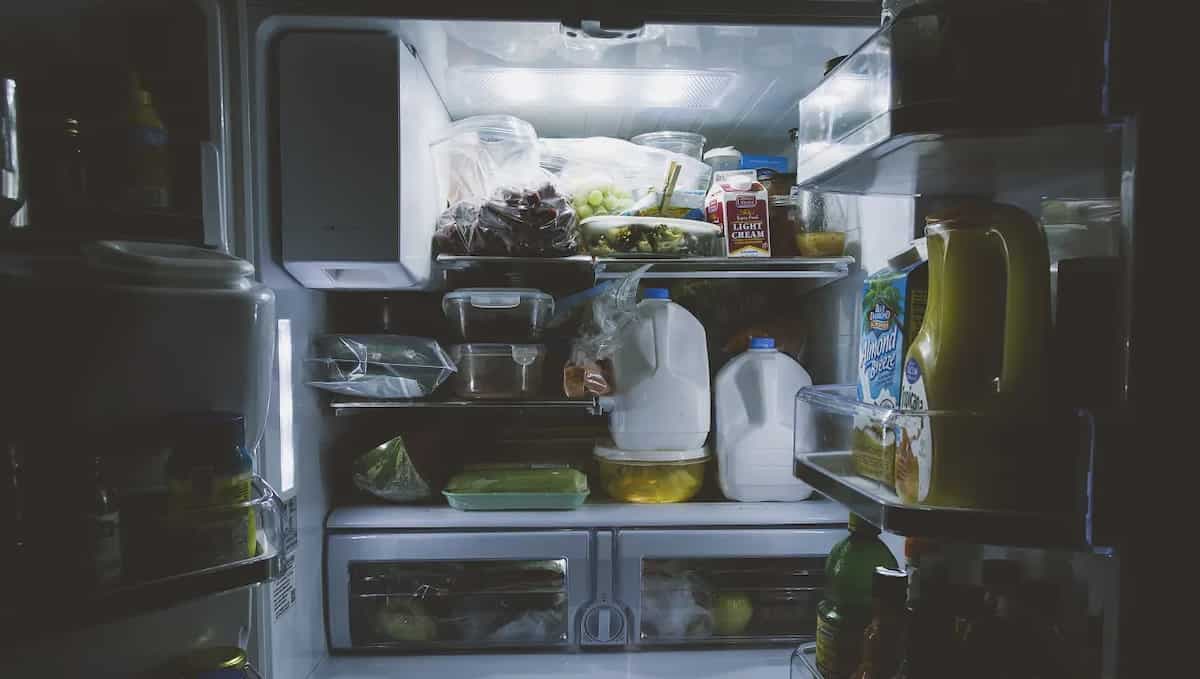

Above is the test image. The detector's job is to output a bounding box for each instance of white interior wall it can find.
[394,19,875,160]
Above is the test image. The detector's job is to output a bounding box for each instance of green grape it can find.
[577,204,594,219]
[615,187,631,199]
[593,207,610,216]
[603,195,620,211]
[618,198,635,211]
[587,190,604,207]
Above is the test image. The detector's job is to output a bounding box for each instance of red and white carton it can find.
[705,169,771,257]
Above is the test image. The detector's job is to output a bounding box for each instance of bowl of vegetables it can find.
[580,216,722,257]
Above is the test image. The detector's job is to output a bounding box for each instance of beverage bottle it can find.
[892,539,951,679]
[166,413,255,571]
[817,514,900,679]
[78,455,122,587]
[123,72,169,209]
[961,559,1026,679]
[850,567,909,679]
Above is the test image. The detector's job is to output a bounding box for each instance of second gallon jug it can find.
[608,288,710,451]
[715,337,815,502]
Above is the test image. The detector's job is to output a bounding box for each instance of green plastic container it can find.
[442,490,589,511]
[442,466,589,511]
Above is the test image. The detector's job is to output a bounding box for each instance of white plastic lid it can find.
[703,146,742,161]
[82,241,255,288]
[593,439,710,463]
[443,288,553,310]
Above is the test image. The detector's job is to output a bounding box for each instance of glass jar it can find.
[769,196,801,257]
[795,189,848,257]
[172,646,261,678]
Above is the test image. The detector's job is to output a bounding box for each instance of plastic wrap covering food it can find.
[352,435,434,503]
[553,265,651,397]
[540,137,712,220]
[444,466,588,494]
[433,183,579,257]
[431,115,579,257]
[307,335,456,398]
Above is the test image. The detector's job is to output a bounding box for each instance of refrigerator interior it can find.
[0,1,1130,676]
[246,9,1126,679]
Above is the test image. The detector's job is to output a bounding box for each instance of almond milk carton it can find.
[706,170,771,257]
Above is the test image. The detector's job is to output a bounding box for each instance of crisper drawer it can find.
[615,528,846,647]
[327,531,592,651]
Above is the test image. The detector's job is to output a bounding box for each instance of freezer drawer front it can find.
[327,531,591,651]
[616,528,846,648]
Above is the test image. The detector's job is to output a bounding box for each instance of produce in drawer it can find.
[712,592,754,636]
[581,216,722,257]
[372,598,438,642]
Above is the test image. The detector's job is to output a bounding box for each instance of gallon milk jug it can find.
[609,288,710,451]
[715,337,815,502]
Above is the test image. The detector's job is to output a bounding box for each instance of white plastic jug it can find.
[608,288,710,451]
[715,337,815,502]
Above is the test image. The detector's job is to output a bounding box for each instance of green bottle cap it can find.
[847,513,880,535]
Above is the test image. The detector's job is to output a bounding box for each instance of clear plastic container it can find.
[308,335,457,399]
[631,131,706,160]
[429,114,540,206]
[447,343,547,400]
[442,288,555,342]
[580,216,722,257]
[793,190,848,257]
[593,441,708,504]
[703,147,742,171]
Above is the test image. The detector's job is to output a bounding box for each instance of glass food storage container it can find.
[794,190,848,257]
[593,441,708,503]
[631,131,706,160]
[768,196,802,257]
[447,343,546,400]
[442,288,555,342]
[580,216,722,257]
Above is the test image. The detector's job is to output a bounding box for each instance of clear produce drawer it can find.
[326,531,592,651]
[615,529,845,647]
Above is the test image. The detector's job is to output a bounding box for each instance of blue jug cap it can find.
[750,337,776,349]
[643,288,670,300]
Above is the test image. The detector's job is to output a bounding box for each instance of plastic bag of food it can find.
[539,137,712,220]
[558,265,651,397]
[432,182,579,257]
[431,115,540,206]
[307,335,456,398]
[444,466,588,494]
[352,435,434,503]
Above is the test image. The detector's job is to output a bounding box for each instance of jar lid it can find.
[593,439,709,463]
[703,146,742,161]
[175,646,247,671]
[769,195,798,207]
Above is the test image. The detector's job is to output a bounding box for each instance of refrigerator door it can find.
[327,531,592,651]
[615,528,846,647]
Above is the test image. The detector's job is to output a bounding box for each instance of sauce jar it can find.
[172,646,261,678]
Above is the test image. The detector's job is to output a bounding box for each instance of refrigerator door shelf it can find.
[3,475,286,636]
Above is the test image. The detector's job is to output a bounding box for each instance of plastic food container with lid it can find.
[442,466,589,510]
[442,288,555,342]
[593,441,709,503]
[631,131,706,160]
[580,216,722,257]
[703,146,743,171]
[447,343,546,400]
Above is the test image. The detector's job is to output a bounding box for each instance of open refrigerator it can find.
[0,1,1156,677]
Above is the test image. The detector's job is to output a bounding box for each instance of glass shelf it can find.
[436,254,854,282]
[332,396,608,416]
[791,642,820,679]
[793,3,1112,196]
[793,385,1105,550]
[1,476,287,634]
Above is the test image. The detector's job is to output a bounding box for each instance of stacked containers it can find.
[441,288,553,400]
[599,288,711,503]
